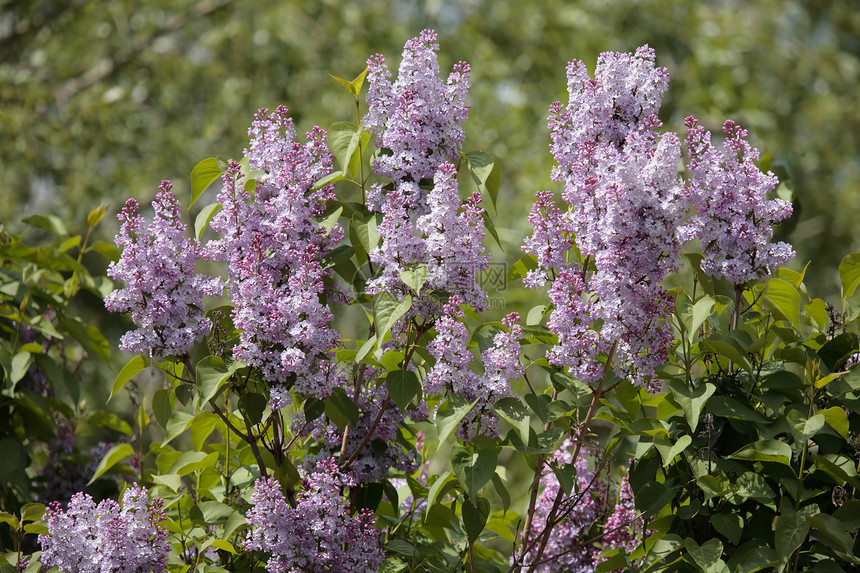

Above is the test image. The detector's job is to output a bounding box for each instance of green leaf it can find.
[163,410,194,445]
[732,546,777,573]
[238,392,267,426]
[491,472,511,511]
[328,122,369,178]
[462,151,500,211]
[373,291,412,346]
[324,390,359,430]
[20,503,45,523]
[385,370,421,410]
[87,203,109,227]
[436,396,476,448]
[729,439,792,466]
[152,473,182,492]
[711,512,743,545]
[808,513,854,553]
[400,265,429,294]
[426,470,457,509]
[0,512,19,530]
[190,158,223,208]
[23,522,49,535]
[706,395,769,424]
[194,202,222,239]
[312,170,347,191]
[450,445,497,501]
[109,354,148,402]
[318,205,343,236]
[653,434,692,468]
[494,397,531,440]
[22,214,68,236]
[820,406,850,439]
[190,501,236,525]
[684,538,724,573]
[152,388,175,430]
[462,496,490,541]
[764,277,802,331]
[196,355,233,406]
[168,451,218,476]
[839,252,860,299]
[774,500,809,571]
[786,410,825,443]
[699,337,753,374]
[88,443,134,485]
[668,379,716,433]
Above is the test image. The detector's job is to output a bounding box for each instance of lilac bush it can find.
[34,31,848,573]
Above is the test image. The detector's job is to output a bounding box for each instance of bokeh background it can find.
[2,0,859,298]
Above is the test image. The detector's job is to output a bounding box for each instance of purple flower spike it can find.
[39,484,169,573]
[245,458,383,572]
[106,182,221,359]
[679,116,794,284]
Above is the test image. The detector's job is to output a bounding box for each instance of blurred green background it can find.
[2,0,859,298]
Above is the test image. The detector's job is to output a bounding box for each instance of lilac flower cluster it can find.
[367,162,489,313]
[296,378,422,483]
[39,484,169,573]
[425,300,522,439]
[365,29,470,207]
[208,107,342,398]
[599,473,643,560]
[244,458,383,572]
[525,46,686,389]
[362,32,488,317]
[105,182,221,358]
[679,116,794,284]
[521,442,605,573]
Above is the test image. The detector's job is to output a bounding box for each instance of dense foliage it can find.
[3,22,860,573]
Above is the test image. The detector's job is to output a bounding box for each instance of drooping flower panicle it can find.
[39,484,169,573]
[245,458,383,572]
[208,107,342,398]
[679,116,795,284]
[105,182,221,359]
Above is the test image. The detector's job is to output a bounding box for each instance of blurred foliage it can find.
[1,0,859,297]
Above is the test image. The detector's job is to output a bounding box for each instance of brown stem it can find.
[523,342,617,573]
[211,402,268,479]
[341,396,391,469]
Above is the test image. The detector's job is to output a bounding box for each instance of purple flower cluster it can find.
[426,300,522,439]
[296,379,422,483]
[521,442,605,573]
[679,116,794,284]
[39,484,169,573]
[244,458,383,572]
[525,46,686,389]
[365,29,470,206]
[600,473,643,559]
[105,182,221,358]
[367,162,489,313]
[362,31,487,318]
[208,107,342,397]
